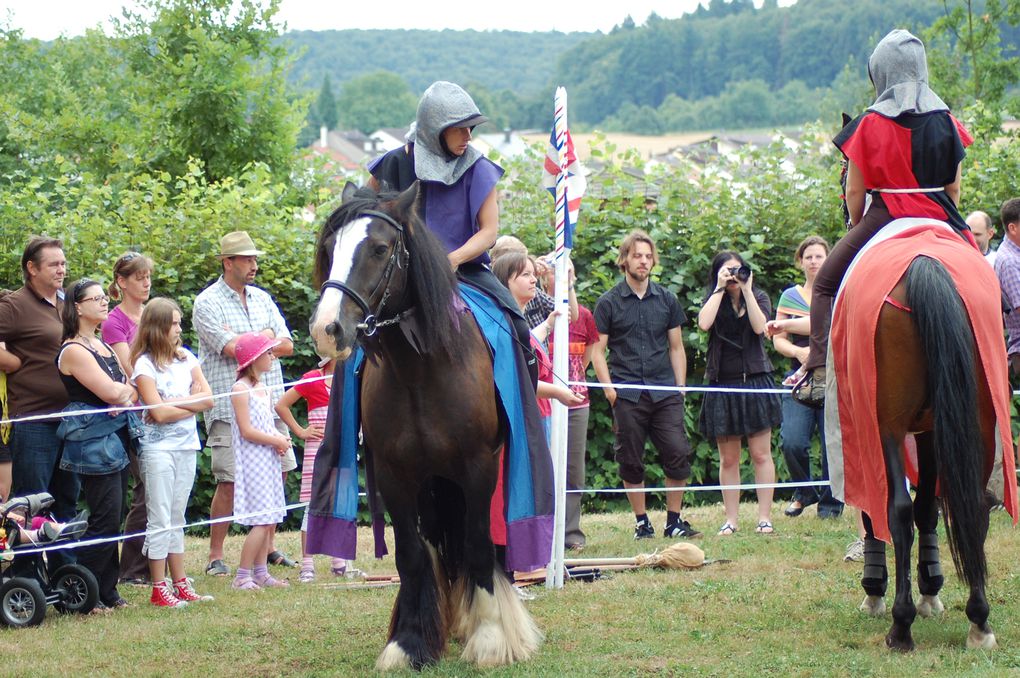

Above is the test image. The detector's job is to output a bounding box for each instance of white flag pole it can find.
[546,87,571,590]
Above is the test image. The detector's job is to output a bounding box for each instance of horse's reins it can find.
[320,210,411,337]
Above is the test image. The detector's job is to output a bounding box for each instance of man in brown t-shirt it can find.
[0,236,80,529]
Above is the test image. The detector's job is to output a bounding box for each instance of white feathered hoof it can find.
[917,594,944,618]
[966,623,998,650]
[460,574,542,667]
[860,595,886,617]
[376,642,412,671]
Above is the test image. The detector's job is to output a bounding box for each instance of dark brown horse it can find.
[830,224,1013,651]
[309,182,541,670]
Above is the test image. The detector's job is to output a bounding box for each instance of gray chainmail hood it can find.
[414,81,488,186]
[867,29,948,118]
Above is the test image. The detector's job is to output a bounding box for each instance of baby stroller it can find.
[0,492,95,627]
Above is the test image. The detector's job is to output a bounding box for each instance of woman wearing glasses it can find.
[55,279,139,612]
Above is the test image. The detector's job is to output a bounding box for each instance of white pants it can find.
[139,447,197,560]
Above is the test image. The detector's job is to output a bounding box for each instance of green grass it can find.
[3,502,1019,677]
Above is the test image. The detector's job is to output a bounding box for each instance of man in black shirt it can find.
[591,230,700,539]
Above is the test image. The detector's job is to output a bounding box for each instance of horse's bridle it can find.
[320,210,410,337]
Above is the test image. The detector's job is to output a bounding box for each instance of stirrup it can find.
[792,369,825,409]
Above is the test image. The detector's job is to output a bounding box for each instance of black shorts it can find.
[0,437,11,463]
[612,392,692,484]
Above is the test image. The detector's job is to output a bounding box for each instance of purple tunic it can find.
[422,158,503,265]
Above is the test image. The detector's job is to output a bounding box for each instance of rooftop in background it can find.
[519,132,714,161]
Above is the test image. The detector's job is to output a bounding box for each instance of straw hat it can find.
[218,231,264,258]
[235,332,280,372]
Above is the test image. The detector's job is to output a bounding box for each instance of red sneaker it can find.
[174,578,214,602]
[151,581,188,608]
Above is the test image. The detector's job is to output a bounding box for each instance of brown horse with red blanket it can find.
[828,222,1017,651]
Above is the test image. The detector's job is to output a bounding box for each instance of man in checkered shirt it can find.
[192,231,297,576]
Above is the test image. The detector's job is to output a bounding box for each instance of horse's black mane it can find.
[315,185,465,357]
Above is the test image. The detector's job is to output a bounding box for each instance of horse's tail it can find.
[906,255,986,588]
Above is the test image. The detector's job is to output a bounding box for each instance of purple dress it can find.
[231,379,286,526]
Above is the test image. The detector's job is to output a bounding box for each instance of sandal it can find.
[267,550,297,568]
[717,522,737,536]
[255,574,290,588]
[231,577,261,591]
[755,520,775,534]
[299,568,315,583]
[205,559,230,577]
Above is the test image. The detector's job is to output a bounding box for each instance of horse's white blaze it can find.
[459,571,542,667]
[310,217,371,356]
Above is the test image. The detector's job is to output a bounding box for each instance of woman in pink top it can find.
[102,251,153,586]
[103,251,153,377]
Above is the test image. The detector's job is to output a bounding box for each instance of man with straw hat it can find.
[193,231,298,576]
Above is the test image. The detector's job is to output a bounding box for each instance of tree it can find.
[335,71,417,133]
[114,0,308,182]
[924,0,1020,112]
[312,75,339,130]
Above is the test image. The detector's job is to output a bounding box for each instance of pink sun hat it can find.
[235,332,281,373]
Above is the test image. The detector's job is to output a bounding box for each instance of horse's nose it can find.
[326,321,338,337]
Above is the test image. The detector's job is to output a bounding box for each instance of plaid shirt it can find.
[192,277,292,424]
[995,237,1020,356]
[524,288,555,329]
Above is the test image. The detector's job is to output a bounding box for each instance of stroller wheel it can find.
[52,565,99,615]
[0,577,47,627]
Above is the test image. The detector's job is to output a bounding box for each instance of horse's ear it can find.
[342,181,359,202]
[394,181,421,228]
[841,112,852,128]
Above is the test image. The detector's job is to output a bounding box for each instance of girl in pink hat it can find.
[229,332,292,590]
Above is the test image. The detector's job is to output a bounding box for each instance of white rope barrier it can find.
[0,373,332,427]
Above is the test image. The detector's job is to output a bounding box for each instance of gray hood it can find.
[867,29,948,117]
[414,81,488,186]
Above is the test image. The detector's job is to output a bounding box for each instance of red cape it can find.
[832,225,1018,543]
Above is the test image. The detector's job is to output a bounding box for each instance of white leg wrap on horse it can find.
[860,595,886,617]
[375,642,412,671]
[460,571,542,667]
[966,624,997,650]
[916,594,944,618]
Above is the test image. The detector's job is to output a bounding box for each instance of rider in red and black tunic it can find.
[795,28,974,407]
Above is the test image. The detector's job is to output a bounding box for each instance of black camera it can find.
[727,264,752,282]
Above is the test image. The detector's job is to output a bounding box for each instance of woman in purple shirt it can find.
[102,250,153,585]
[102,252,153,378]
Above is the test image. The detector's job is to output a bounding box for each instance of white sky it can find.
[2,0,795,38]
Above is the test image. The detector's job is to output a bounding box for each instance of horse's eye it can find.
[373,245,389,258]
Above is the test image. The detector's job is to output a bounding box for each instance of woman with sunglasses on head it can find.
[103,251,154,379]
[102,251,154,587]
[55,279,138,612]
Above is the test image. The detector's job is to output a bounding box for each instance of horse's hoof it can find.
[376,642,412,671]
[885,632,915,652]
[917,594,944,618]
[860,595,886,617]
[966,624,998,650]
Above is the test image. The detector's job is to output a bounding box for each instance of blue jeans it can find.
[780,395,842,515]
[10,420,81,569]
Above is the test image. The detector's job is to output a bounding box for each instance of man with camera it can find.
[591,230,700,540]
